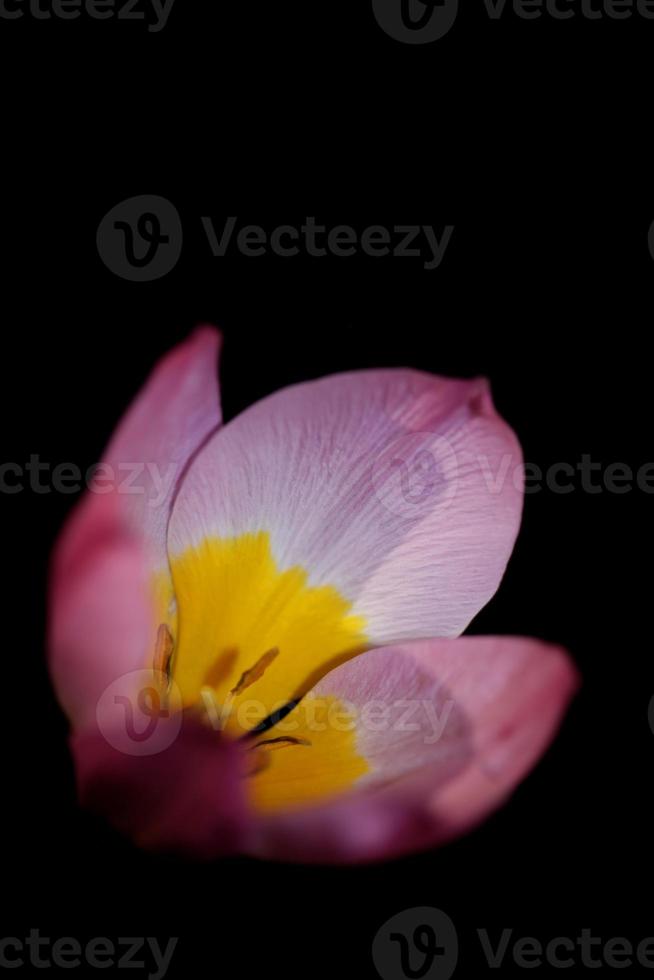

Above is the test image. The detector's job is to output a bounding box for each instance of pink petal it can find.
[49,328,222,727]
[72,713,250,859]
[169,370,524,664]
[247,636,579,863]
[100,325,222,567]
[49,493,154,728]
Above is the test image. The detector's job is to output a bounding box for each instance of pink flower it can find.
[49,327,578,863]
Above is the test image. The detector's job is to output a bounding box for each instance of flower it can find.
[48,326,578,864]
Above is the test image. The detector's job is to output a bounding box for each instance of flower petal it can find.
[167,370,523,707]
[49,494,154,728]
[99,325,222,566]
[246,636,579,863]
[72,713,250,859]
[49,328,222,727]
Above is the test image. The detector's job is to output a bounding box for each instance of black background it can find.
[2,0,653,977]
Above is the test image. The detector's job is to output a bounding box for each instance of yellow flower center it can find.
[152,531,370,812]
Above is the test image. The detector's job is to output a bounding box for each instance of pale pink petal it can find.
[169,370,524,703]
[99,325,222,567]
[49,328,222,727]
[247,636,579,863]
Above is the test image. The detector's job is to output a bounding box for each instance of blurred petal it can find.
[168,370,523,709]
[49,328,222,727]
[247,636,579,863]
[49,493,154,728]
[72,714,250,859]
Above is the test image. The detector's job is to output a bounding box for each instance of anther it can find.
[242,698,302,739]
[230,646,280,696]
[153,623,174,684]
[251,736,312,751]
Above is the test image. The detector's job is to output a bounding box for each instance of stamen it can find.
[245,750,272,777]
[251,736,312,751]
[245,735,311,779]
[242,698,301,739]
[153,623,174,684]
[230,646,280,696]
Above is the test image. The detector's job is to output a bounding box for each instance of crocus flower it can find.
[49,327,578,863]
